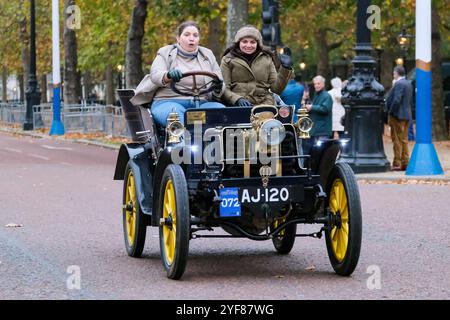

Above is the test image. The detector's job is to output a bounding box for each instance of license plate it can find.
[219,187,291,217]
[239,187,290,204]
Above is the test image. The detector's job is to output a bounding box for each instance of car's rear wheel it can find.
[123,163,147,257]
[271,218,296,254]
[158,164,190,280]
[325,162,362,276]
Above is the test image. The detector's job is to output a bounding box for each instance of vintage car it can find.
[114,71,362,280]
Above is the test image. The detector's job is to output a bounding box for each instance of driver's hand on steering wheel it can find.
[167,69,183,82]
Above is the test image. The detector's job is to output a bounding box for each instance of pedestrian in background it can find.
[281,73,304,122]
[303,75,333,155]
[385,66,413,171]
[328,77,345,138]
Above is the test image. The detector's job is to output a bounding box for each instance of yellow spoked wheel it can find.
[158,165,190,280]
[270,217,297,255]
[162,180,176,265]
[122,163,147,257]
[125,171,137,246]
[329,179,349,262]
[325,162,362,276]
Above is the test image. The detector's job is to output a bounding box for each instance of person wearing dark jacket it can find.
[385,66,413,171]
[220,25,293,106]
[302,75,333,155]
[281,73,304,122]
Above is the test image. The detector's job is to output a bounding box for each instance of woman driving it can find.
[132,21,225,126]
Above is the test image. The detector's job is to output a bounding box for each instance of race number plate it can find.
[219,188,241,217]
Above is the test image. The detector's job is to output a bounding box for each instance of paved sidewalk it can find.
[357,138,450,183]
[1,123,449,183]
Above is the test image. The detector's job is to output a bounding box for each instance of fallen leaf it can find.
[5,223,23,228]
[274,275,285,279]
[305,266,316,271]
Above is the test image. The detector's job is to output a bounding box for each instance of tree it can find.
[431,0,448,140]
[64,0,80,104]
[226,0,249,47]
[125,0,148,89]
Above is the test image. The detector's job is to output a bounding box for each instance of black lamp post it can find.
[23,0,41,131]
[397,28,413,73]
[340,0,390,173]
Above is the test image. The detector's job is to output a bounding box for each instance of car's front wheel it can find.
[325,162,362,276]
[158,164,190,280]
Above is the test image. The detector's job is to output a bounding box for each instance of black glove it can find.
[279,54,292,69]
[212,79,223,94]
[236,98,253,107]
[167,69,183,82]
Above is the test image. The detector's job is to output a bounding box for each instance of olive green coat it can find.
[220,52,292,106]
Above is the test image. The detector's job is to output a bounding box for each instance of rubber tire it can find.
[271,222,297,255]
[123,162,147,258]
[325,162,362,276]
[158,164,190,280]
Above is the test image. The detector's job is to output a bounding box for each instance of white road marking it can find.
[29,154,50,161]
[4,148,22,153]
[41,144,73,151]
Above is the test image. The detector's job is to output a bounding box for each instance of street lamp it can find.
[395,57,404,66]
[340,0,390,173]
[117,65,124,90]
[23,0,41,131]
[397,28,413,73]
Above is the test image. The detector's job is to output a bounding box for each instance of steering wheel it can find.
[170,71,220,97]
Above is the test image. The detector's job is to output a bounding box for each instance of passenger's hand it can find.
[236,98,253,107]
[279,54,293,69]
[212,79,223,94]
[167,69,183,82]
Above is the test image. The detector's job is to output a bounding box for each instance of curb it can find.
[0,127,120,151]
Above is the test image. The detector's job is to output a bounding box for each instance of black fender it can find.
[310,140,342,188]
[150,147,178,226]
[114,143,154,216]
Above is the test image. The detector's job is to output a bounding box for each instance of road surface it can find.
[0,132,449,300]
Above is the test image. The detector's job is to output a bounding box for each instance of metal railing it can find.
[0,102,130,138]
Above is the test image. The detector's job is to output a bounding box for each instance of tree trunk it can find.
[315,29,330,82]
[379,48,396,90]
[83,71,92,100]
[226,0,248,47]
[40,74,47,103]
[63,0,80,104]
[2,68,7,103]
[125,0,148,89]
[19,0,29,86]
[18,74,25,102]
[105,64,115,105]
[431,6,447,140]
[207,2,225,62]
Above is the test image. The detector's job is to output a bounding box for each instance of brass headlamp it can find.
[250,105,286,147]
[295,108,313,139]
[166,111,185,144]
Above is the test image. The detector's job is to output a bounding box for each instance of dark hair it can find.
[394,66,406,76]
[177,21,200,36]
